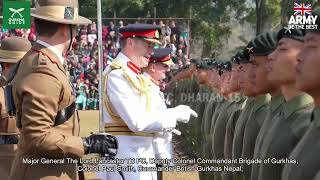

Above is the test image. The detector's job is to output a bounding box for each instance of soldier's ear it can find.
[151,64,156,73]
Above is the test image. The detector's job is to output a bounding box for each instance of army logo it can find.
[64,7,74,20]
[3,1,30,29]
[9,8,24,18]
[288,2,318,30]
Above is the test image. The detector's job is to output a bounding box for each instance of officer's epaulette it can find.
[110,61,123,70]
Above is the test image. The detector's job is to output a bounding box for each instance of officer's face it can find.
[230,63,242,92]
[251,56,276,94]
[131,38,155,67]
[152,63,170,81]
[268,38,303,85]
[295,32,320,93]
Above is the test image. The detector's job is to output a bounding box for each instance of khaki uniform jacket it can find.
[281,107,320,180]
[251,93,284,180]
[258,93,313,180]
[0,86,19,180]
[9,43,84,180]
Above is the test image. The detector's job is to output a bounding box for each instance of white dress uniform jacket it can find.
[97,53,178,180]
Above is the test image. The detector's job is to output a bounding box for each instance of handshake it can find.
[82,133,118,158]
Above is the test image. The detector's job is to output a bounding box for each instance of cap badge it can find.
[64,7,74,20]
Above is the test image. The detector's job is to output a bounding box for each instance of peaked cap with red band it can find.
[119,24,161,45]
[149,48,174,66]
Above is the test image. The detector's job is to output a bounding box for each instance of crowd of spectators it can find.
[0,20,190,110]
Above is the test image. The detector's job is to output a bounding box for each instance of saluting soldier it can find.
[100,24,197,180]
[258,26,314,180]
[9,1,118,179]
[281,8,320,180]
[0,37,31,180]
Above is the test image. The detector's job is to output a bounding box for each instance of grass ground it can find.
[79,110,199,180]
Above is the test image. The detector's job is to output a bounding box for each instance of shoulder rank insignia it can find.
[110,61,122,70]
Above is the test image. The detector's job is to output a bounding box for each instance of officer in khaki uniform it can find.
[258,27,314,180]
[0,37,31,180]
[281,8,320,180]
[9,1,118,180]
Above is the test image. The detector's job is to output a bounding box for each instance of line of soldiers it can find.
[166,7,320,180]
[1,0,198,180]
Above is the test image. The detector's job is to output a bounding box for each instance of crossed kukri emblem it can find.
[9,8,24,18]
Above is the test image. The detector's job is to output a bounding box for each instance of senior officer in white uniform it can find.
[142,48,175,161]
[98,24,198,180]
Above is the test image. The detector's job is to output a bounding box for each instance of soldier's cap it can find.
[277,27,304,42]
[149,48,174,66]
[0,36,32,63]
[249,32,277,57]
[236,48,250,64]
[240,41,255,63]
[306,7,320,33]
[119,24,161,45]
[31,0,92,25]
[231,55,239,64]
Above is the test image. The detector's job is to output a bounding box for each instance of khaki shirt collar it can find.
[283,93,314,119]
[36,40,65,65]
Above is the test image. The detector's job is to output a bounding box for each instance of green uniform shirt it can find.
[251,93,285,180]
[208,95,225,159]
[241,94,271,180]
[281,107,320,180]
[232,97,256,180]
[258,93,314,180]
[201,89,218,158]
[217,95,246,180]
[232,97,256,158]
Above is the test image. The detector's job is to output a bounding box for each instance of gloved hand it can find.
[82,133,118,157]
[174,105,198,123]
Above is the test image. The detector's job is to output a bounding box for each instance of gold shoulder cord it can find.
[103,61,154,137]
[103,61,151,119]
